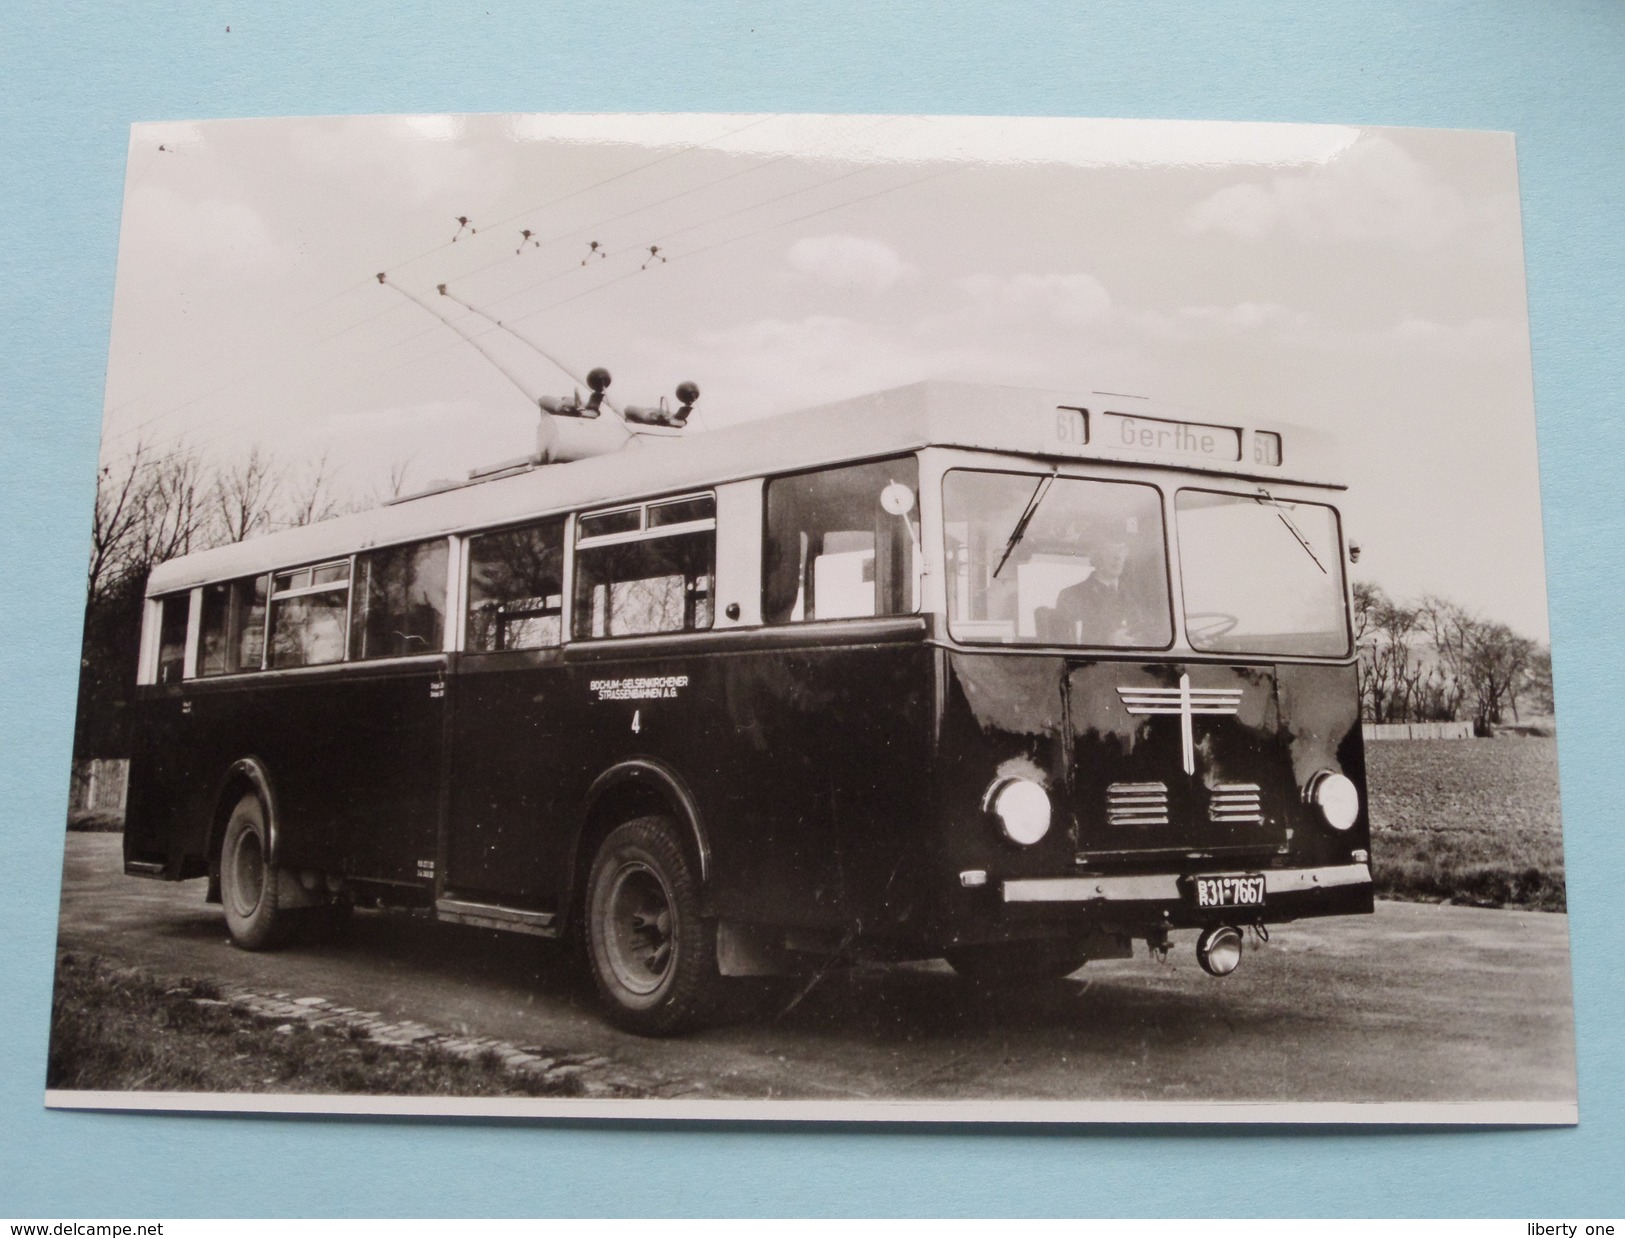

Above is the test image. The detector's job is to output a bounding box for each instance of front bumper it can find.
[1001,862,1372,926]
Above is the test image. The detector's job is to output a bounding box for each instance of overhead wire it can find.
[373,275,542,411]
[464,159,884,320]
[432,285,624,419]
[117,141,904,453]
[104,141,397,421]
[380,113,786,279]
[103,115,788,440]
[105,299,484,466]
[106,130,953,472]
[511,164,957,325]
[129,159,957,466]
[99,294,421,448]
[109,306,514,475]
[441,114,900,296]
[110,299,519,474]
[356,159,949,400]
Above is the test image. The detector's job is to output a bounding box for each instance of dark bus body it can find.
[124,382,1372,1033]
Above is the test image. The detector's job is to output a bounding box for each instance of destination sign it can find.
[1098,411,1242,462]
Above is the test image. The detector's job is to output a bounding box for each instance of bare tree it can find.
[87,442,150,604]
[357,452,418,509]
[1413,660,1465,723]
[1419,595,1535,731]
[1376,595,1423,722]
[1520,647,1555,719]
[1353,582,1389,722]
[87,441,207,604]
[211,445,283,543]
[79,439,207,759]
[1354,582,1425,723]
[1351,581,1379,646]
[1359,584,1547,730]
[1417,595,1474,722]
[283,449,344,528]
[135,448,206,566]
[1462,621,1535,730]
[386,453,416,500]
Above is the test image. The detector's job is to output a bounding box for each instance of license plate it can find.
[1192,874,1266,909]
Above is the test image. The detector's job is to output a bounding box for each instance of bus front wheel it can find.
[585,815,721,1036]
[220,793,285,951]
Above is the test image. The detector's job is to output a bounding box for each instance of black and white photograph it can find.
[47,111,1575,1122]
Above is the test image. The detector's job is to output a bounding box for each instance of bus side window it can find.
[351,539,449,660]
[763,457,919,624]
[466,519,566,652]
[198,575,268,675]
[573,496,716,639]
[155,594,190,684]
[267,561,351,669]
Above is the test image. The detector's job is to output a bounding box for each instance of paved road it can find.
[54,834,1577,1106]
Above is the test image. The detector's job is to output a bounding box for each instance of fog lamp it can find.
[1196,924,1244,977]
[984,778,1051,846]
[1307,771,1360,831]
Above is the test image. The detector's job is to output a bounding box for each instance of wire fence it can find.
[1362,722,1475,741]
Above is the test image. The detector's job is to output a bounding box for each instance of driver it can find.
[1051,537,1140,646]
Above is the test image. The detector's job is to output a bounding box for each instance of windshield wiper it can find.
[992,469,1058,579]
[1254,486,1327,575]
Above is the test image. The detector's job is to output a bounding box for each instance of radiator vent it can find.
[1209,782,1265,825]
[1106,781,1169,828]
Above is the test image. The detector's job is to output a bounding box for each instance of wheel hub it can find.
[602,862,676,995]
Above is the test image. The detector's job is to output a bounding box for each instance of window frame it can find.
[574,493,717,552]
[265,556,355,671]
[348,536,452,662]
[939,464,1177,652]
[154,592,191,686]
[462,516,570,655]
[760,453,923,627]
[196,573,272,678]
[1172,484,1353,659]
[571,490,718,641]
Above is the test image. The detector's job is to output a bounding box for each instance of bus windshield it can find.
[1174,488,1350,656]
[943,469,1173,648]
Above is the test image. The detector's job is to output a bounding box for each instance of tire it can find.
[944,938,1092,986]
[219,793,285,951]
[585,815,721,1036]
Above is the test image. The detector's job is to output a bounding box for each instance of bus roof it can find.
[145,380,1344,596]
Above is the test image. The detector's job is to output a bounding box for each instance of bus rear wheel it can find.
[220,793,285,951]
[944,938,1092,986]
[585,815,721,1036]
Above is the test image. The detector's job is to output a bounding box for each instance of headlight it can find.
[1307,771,1360,831]
[985,777,1051,846]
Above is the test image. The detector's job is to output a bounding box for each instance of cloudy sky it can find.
[100,113,1547,638]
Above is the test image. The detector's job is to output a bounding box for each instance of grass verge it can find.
[47,950,584,1097]
[67,809,123,832]
[1365,737,1566,911]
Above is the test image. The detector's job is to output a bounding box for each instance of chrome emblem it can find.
[1117,673,1243,775]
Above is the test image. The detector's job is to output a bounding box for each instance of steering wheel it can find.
[1185,611,1239,642]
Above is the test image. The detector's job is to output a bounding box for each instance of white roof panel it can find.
[145,381,1343,596]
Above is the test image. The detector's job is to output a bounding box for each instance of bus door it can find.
[268,546,449,885]
[444,517,570,908]
[126,591,201,870]
[300,659,447,884]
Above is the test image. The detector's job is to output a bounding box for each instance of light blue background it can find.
[3,0,1621,1217]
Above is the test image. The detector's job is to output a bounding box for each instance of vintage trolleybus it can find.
[125,381,1372,1034]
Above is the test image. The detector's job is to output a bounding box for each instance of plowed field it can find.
[1365,737,1565,909]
